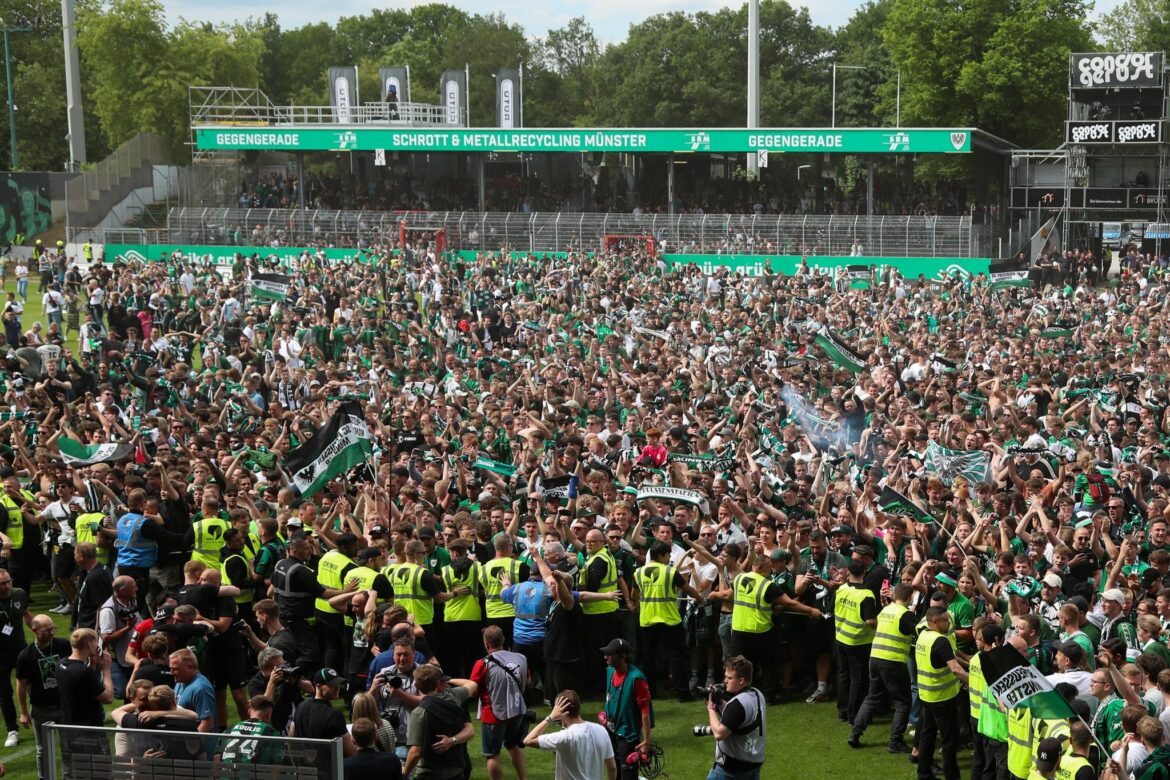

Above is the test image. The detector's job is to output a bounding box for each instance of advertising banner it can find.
[196,127,974,154]
[661,254,990,278]
[496,68,521,129]
[1066,119,1162,144]
[1071,52,1163,89]
[103,244,379,267]
[440,69,467,126]
[328,66,358,124]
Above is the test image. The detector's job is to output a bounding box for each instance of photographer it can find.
[700,656,765,780]
[368,637,423,763]
[247,646,312,734]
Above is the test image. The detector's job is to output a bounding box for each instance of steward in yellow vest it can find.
[850,583,917,750]
[915,607,968,780]
[482,534,527,646]
[633,540,703,701]
[971,624,1011,780]
[438,539,485,678]
[835,559,878,724]
[1053,722,1094,780]
[313,533,359,674]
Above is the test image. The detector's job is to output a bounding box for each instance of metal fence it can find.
[159,208,981,257]
[189,86,465,128]
[43,721,344,780]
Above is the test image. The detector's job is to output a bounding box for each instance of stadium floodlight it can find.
[747,0,759,176]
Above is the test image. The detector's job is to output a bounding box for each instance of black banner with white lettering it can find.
[1066,120,1162,144]
[1071,52,1163,89]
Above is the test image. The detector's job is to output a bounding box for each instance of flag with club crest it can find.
[878,485,933,523]
[283,401,373,497]
[815,329,866,374]
[988,260,1032,290]
[58,437,136,466]
[925,441,991,485]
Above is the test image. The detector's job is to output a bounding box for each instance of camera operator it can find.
[247,646,312,734]
[368,637,423,763]
[700,655,765,780]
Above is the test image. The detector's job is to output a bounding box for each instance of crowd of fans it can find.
[0,234,1167,780]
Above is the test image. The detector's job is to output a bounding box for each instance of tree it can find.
[443,13,529,127]
[1098,0,1170,50]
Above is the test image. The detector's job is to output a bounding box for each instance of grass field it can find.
[0,280,962,778]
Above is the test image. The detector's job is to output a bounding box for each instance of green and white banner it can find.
[196,127,973,154]
[815,330,866,374]
[636,485,711,515]
[250,272,292,301]
[667,452,736,473]
[105,244,377,268]
[663,255,990,279]
[58,437,136,466]
[988,260,1032,290]
[284,400,373,497]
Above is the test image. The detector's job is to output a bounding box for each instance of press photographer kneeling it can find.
[696,655,765,780]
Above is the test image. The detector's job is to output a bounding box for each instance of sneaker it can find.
[847,737,861,749]
[49,604,65,614]
[806,691,830,703]
[5,730,17,747]
[58,603,73,615]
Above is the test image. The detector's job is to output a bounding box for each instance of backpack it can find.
[1087,472,1110,503]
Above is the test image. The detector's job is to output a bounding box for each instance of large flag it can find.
[847,264,872,289]
[284,401,373,497]
[988,260,1033,290]
[981,645,1078,719]
[1040,322,1076,339]
[58,437,136,466]
[925,441,991,485]
[878,485,933,524]
[815,330,866,374]
[250,272,292,302]
[538,474,574,500]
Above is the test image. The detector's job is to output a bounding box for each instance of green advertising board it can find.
[194,127,972,154]
[104,244,378,266]
[662,255,990,278]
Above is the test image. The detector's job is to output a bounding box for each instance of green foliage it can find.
[1098,0,1170,50]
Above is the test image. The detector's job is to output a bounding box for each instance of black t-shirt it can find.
[344,748,404,780]
[544,595,585,663]
[177,583,220,617]
[718,688,765,771]
[584,557,608,592]
[151,621,214,653]
[294,697,346,769]
[247,670,300,733]
[0,588,29,650]
[76,565,113,630]
[223,556,251,595]
[930,635,955,669]
[56,658,105,726]
[859,597,879,623]
[121,711,202,759]
[266,627,300,666]
[135,661,175,688]
[15,638,71,708]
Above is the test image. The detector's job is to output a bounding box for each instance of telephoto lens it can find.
[692,726,714,737]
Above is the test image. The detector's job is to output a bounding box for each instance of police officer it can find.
[115,489,163,616]
[916,606,968,780]
[834,558,877,725]
[272,533,354,674]
[850,582,917,751]
[701,655,766,780]
[633,540,702,702]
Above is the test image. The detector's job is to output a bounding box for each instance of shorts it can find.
[209,637,249,689]
[480,717,527,756]
[53,544,76,581]
[805,614,835,655]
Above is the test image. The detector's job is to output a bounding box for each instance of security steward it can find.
[915,606,968,780]
[272,532,354,675]
[1,475,38,593]
[633,540,702,702]
[850,582,917,751]
[972,624,1011,780]
[1056,722,1095,780]
[389,539,445,629]
[343,547,394,599]
[314,532,359,675]
[482,534,526,647]
[221,528,257,627]
[189,500,229,572]
[729,550,821,687]
[834,558,877,726]
[702,655,766,779]
[581,529,620,696]
[440,539,484,678]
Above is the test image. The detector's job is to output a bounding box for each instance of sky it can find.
[162,0,1122,43]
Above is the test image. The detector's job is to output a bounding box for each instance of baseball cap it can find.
[1053,640,1086,666]
[286,517,304,528]
[313,667,344,687]
[1102,588,1126,604]
[154,604,176,622]
[1042,572,1063,589]
[1068,595,1090,613]
[600,638,632,656]
[418,527,436,540]
[1035,737,1064,773]
[830,524,853,536]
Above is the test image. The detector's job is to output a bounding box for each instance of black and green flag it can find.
[878,485,932,523]
[250,272,292,301]
[815,329,866,374]
[284,401,373,497]
[988,260,1032,290]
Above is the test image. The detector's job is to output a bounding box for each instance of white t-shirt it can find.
[43,496,86,546]
[536,721,614,780]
